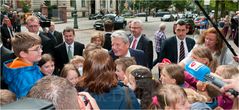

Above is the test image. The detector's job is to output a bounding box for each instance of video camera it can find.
[35,12,51,28]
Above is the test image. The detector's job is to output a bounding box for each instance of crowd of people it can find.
[1,10,239,109]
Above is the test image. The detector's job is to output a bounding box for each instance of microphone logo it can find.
[189,61,203,71]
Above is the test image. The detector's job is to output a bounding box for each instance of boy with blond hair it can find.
[3,32,43,98]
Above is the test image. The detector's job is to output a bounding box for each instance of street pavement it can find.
[21,16,239,80]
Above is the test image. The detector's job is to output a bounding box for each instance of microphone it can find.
[185,61,239,97]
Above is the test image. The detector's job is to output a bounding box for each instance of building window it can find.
[70,0,75,7]
[81,0,85,7]
[110,0,112,8]
[102,0,106,8]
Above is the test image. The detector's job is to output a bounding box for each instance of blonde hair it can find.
[83,43,102,58]
[215,65,239,79]
[183,88,207,104]
[0,89,16,105]
[25,15,39,24]
[191,46,218,72]
[90,32,104,46]
[60,63,79,78]
[70,55,85,65]
[114,57,136,72]
[148,84,188,109]
[125,65,148,84]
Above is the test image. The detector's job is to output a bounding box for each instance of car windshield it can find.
[163,15,170,17]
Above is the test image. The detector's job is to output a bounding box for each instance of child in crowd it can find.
[215,65,239,79]
[83,43,101,58]
[131,68,160,109]
[215,65,239,109]
[70,55,85,76]
[38,54,56,76]
[3,32,43,98]
[160,64,194,89]
[183,88,211,110]
[60,63,79,87]
[124,65,147,90]
[0,89,16,105]
[148,84,191,110]
[114,57,136,82]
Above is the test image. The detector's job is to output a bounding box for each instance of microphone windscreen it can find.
[185,61,211,82]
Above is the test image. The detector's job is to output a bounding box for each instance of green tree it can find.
[150,0,172,11]
[20,0,30,13]
[172,0,190,12]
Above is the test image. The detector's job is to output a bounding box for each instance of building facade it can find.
[1,0,117,17]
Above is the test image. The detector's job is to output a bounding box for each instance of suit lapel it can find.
[137,36,143,49]
[172,37,178,60]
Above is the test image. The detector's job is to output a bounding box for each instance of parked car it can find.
[89,13,103,20]
[161,14,174,21]
[122,12,133,17]
[155,11,170,17]
[173,19,195,35]
[93,14,127,30]
[134,12,147,17]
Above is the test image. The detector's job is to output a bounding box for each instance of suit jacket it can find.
[159,36,195,63]
[103,33,112,51]
[54,42,85,73]
[129,34,153,68]
[1,24,13,50]
[52,31,63,46]
[109,48,147,67]
[39,32,55,54]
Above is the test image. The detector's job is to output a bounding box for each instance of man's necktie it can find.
[132,38,137,49]
[179,41,185,62]
[68,45,73,60]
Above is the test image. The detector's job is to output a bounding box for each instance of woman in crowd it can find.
[78,49,140,109]
[90,32,107,51]
[195,27,237,65]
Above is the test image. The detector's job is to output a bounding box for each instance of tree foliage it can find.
[172,0,190,12]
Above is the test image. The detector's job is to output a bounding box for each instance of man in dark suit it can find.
[48,22,63,46]
[54,27,85,74]
[103,20,114,51]
[158,20,195,64]
[1,16,14,50]
[1,42,15,89]
[109,30,147,67]
[25,15,54,54]
[129,20,153,69]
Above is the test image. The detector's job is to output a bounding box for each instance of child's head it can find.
[38,54,55,76]
[83,43,101,58]
[12,32,42,62]
[183,88,208,104]
[148,84,190,110]
[60,63,79,86]
[90,32,104,47]
[70,55,85,76]
[0,89,16,105]
[160,64,185,85]
[191,46,218,72]
[114,57,136,81]
[215,65,239,79]
[125,65,147,90]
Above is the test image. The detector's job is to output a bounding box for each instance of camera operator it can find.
[25,15,54,54]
